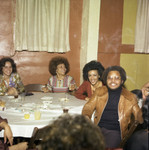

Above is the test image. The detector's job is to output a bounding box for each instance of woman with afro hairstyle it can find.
[42,56,76,93]
[75,60,104,100]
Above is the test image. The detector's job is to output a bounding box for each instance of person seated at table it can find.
[39,114,105,150]
[131,89,144,108]
[75,60,104,101]
[130,81,149,108]
[82,66,143,148]
[141,81,149,100]
[0,57,24,96]
[0,116,28,150]
[42,56,76,93]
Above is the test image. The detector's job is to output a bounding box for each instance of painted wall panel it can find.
[120,54,149,90]
[122,0,137,44]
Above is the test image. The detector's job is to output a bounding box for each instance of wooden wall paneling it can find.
[98,0,134,68]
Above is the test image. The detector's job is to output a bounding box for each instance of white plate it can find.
[41,96,53,100]
[43,100,52,104]
[7,96,15,99]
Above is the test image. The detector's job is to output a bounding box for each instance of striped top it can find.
[47,75,76,93]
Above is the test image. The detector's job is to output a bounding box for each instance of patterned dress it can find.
[47,75,76,93]
[0,73,24,96]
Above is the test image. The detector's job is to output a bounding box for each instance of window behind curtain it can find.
[134,0,149,53]
[15,0,70,52]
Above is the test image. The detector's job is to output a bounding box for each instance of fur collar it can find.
[96,86,135,101]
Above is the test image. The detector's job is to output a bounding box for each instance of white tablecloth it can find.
[0,93,86,137]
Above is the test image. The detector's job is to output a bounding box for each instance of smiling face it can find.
[56,63,66,76]
[88,70,100,86]
[2,61,12,77]
[107,71,123,90]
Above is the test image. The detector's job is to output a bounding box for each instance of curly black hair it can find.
[102,66,126,85]
[49,56,70,75]
[40,114,105,150]
[0,57,17,74]
[83,60,105,81]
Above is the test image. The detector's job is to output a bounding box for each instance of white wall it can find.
[80,0,101,83]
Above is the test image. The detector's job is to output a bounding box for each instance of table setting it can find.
[0,92,86,137]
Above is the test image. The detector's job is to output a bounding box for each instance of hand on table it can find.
[7,87,18,96]
[69,84,76,91]
[42,87,49,93]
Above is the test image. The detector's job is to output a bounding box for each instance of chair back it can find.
[28,125,50,149]
[25,84,43,93]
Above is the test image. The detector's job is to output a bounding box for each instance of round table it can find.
[0,92,86,137]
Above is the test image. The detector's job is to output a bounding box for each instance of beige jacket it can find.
[82,86,143,139]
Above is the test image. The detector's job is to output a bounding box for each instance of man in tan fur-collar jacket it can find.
[82,66,143,148]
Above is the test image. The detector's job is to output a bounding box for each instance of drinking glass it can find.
[24,109,30,119]
[65,93,69,101]
[20,93,26,102]
[61,100,69,114]
[34,107,41,120]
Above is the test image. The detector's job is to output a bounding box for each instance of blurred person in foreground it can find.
[82,66,143,148]
[42,56,76,93]
[0,57,24,96]
[39,114,105,150]
[75,60,105,101]
[0,116,28,150]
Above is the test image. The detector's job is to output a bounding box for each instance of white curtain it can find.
[134,0,149,53]
[15,0,70,52]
